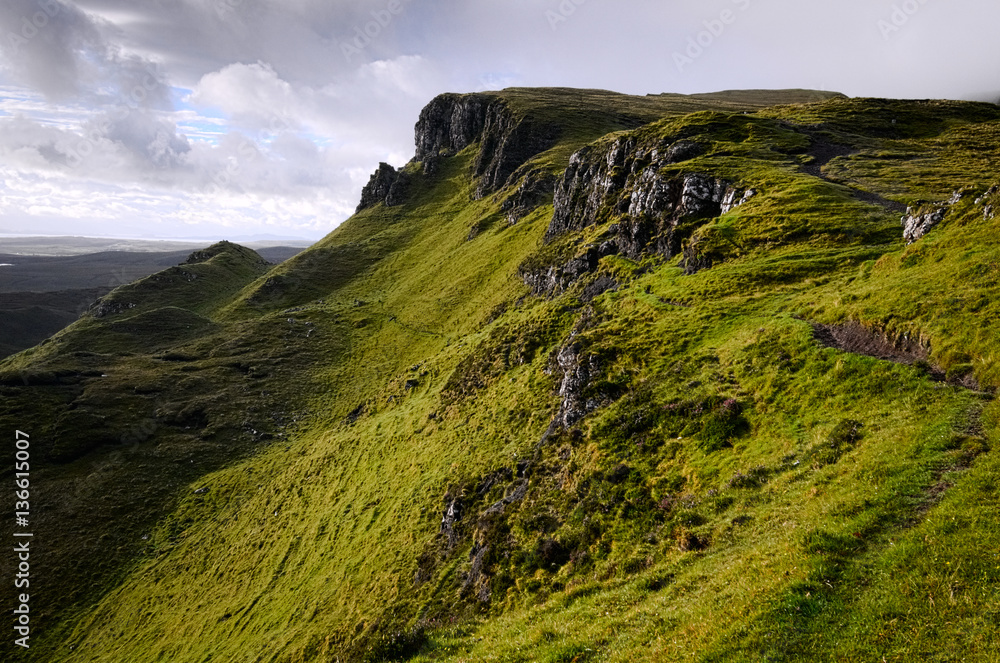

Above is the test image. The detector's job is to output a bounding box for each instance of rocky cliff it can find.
[358,92,562,211]
[357,162,410,212]
[414,93,493,161]
[413,92,560,199]
[518,134,755,297]
[546,135,754,256]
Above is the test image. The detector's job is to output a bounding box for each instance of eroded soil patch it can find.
[812,321,983,391]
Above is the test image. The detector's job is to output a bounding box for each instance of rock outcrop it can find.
[555,337,601,428]
[90,300,137,319]
[520,242,619,298]
[500,169,557,224]
[545,136,753,259]
[414,93,560,198]
[901,207,946,244]
[518,136,754,295]
[356,162,410,212]
[901,190,963,244]
[975,185,998,220]
[414,93,492,160]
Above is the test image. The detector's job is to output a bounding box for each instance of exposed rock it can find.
[901,206,947,244]
[580,274,619,302]
[546,136,753,261]
[548,139,633,238]
[975,185,998,220]
[440,498,463,549]
[385,171,411,207]
[90,300,137,319]
[520,242,619,297]
[555,336,601,428]
[414,92,560,198]
[473,106,559,199]
[414,93,491,160]
[357,162,403,212]
[481,480,529,517]
[421,154,441,176]
[721,187,758,214]
[501,170,557,224]
[664,140,704,163]
[464,543,492,603]
[902,189,968,243]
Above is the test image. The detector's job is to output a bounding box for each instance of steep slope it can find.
[3,89,1000,662]
[0,241,333,653]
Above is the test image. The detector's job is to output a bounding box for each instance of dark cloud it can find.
[0,0,173,107]
[0,0,104,98]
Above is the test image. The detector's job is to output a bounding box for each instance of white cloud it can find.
[0,51,449,239]
[189,62,301,131]
[1,0,999,240]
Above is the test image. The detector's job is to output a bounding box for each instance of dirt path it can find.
[803,138,907,214]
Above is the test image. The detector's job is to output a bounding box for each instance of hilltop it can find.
[0,242,307,359]
[2,87,1000,662]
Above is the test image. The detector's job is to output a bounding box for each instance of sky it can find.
[0,0,997,242]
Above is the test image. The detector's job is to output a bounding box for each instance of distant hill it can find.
[0,235,313,256]
[3,87,1000,662]
[0,245,307,359]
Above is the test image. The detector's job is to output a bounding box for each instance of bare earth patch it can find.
[812,321,984,391]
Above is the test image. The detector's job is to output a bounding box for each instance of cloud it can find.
[0,0,172,107]
[0,0,106,99]
[1,0,1000,240]
[189,62,300,131]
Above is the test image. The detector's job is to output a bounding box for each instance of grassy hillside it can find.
[0,245,306,359]
[2,88,1000,662]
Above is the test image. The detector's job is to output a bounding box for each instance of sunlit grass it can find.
[2,91,1000,662]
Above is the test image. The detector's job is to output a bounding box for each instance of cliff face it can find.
[546,135,754,257]
[414,92,560,199]
[517,134,755,297]
[414,93,492,160]
[403,93,756,293]
[359,93,559,211]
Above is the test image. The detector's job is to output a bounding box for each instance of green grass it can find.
[2,89,1000,662]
